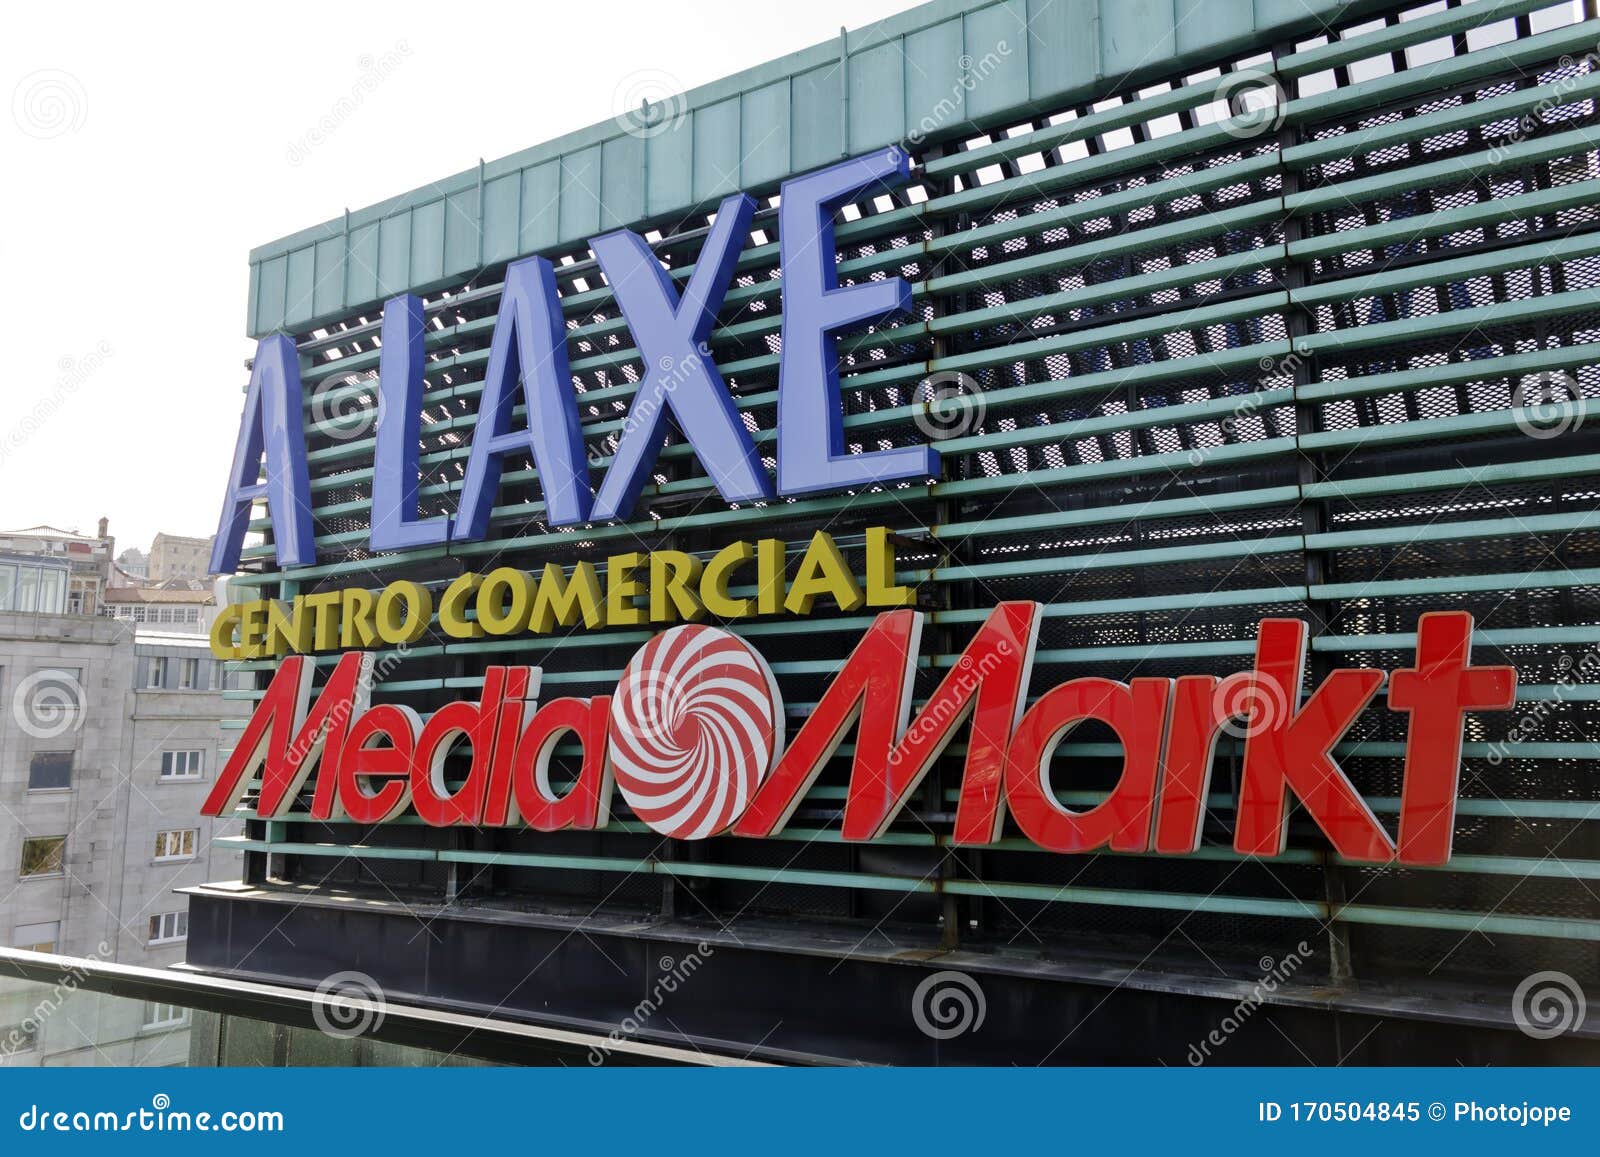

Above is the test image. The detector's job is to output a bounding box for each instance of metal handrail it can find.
[0,947,759,1067]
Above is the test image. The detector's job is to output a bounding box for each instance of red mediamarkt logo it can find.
[202,605,1515,865]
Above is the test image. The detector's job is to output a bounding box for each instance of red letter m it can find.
[201,652,372,819]
[734,602,1039,843]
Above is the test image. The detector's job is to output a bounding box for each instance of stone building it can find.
[0,608,245,1065]
[146,534,215,584]
[101,584,216,637]
[0,522,114,617]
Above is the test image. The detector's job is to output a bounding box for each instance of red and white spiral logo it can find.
[608,625,784,840]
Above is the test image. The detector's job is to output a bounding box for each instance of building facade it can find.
[190,0,1600,1064]
[0,523,114,618]
[146,534,215,585]
[0,611,243,1066]
[102,585,216,636]
[115,548,149,583]
[0,554,71,617]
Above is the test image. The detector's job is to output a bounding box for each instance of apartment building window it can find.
[153,829,197,861]
[37,568,63,612]
[15,566,38,611]
[27,751,72,791]
[147,911,188,945]
[13,921,59,953]
[15,668,84,734]
[159,750,204,780]
[178,657,199,689]
[142,1002,188,1030]
[19,837,65,877]
[0,562,68,614]
[146,657,167,688]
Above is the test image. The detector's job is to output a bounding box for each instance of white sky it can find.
[0,0,919,556]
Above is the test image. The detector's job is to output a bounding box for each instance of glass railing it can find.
[0,948,738,1067]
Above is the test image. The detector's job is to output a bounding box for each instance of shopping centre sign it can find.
[210,147,934,575]
[209,528,917,658]
[205,605,1516,866]
[208,148,1520,868]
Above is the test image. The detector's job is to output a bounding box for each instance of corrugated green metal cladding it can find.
[245,0,1402,338]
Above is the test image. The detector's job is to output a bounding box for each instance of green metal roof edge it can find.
[244,0,1412,337]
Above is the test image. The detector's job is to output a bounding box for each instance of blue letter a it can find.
[209,334,315,574]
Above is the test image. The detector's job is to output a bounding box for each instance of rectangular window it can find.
[147,911,188,944]
[37,568,64,614]
[159,750,204,780]
[15,567,38,612]
[18,669,83,734]
[146,657,167,688]
[142,1002,188,1029]
[19,837,65,877]
[27,751,72,791]
[153,829,197,861]
[179,657,198,689]
[13,921,59,953]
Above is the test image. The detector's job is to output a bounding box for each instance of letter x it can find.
[588,193,772,522]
